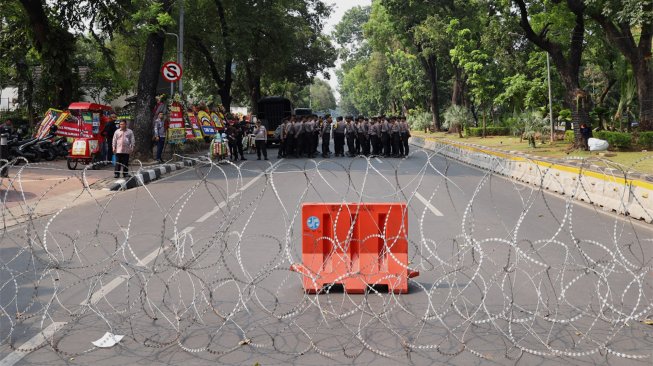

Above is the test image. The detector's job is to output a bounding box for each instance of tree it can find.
[586,0,653,130]
[512,0,592,145]
[132,1,174,160]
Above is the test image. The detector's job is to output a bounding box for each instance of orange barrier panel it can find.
[290,203,419,294]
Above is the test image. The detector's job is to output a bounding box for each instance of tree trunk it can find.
[133,31,166,160]
[636,64,653,131]
[451,67,465,106]
[426,55,441,131]
[246,64,261,115]
[18,0,75,109]
[564,87,591,144]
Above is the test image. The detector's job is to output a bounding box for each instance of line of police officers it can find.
[278,115,411,159]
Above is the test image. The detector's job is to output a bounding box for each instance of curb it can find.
[411,136,653,223]
[107,159,198,191]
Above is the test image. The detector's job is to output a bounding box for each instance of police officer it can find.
[293,118,305,158]
[361,117,371,156]
[321,116,332,158]
[345,116,356,157]
[313,116,321,156]
[285,118,295,157]
[369,118,379,156]
[391,117,403,157]
[304,117,315,158]
[333,116,345,157]
[279,118,289,158]
[380,116,391,157]
[400,117,410,157]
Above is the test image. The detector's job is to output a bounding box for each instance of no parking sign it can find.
[161,61,183,82]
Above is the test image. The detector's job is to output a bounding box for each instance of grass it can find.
[413,131,653,174]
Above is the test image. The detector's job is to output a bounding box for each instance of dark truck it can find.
[257,97,293,145]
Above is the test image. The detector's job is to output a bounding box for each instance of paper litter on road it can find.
[91,332,124,348]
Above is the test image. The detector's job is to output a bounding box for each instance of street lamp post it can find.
[178,1,184,96]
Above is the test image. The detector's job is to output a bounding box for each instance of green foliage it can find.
[407,111,432,131]
[465,127,511,137]
[594,131,633,149]
[638,132,653,149]
[443,105,473,131]
[565,130,575,143]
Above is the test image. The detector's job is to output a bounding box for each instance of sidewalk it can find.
[0,155,204,229]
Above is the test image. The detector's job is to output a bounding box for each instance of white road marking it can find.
[81,275,130,306]
[196,160,283,223]
[375,157,383,164]
[414,192,444,217]
[0,322,67,366]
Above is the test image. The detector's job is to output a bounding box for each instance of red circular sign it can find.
[161,61,183,82]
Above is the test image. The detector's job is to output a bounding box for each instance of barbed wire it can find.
[1,151,652,364]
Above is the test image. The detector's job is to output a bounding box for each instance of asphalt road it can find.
[1,146,652,365]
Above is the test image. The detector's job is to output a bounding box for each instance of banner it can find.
[54,112,82,138]
[211,112,224,132]
[169,102,185,129]
[188,113,203,139]
[198,110,216,136]
[35,109,63,138]
[167,128,186,144]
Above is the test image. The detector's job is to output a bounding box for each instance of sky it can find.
[322,0,372,103]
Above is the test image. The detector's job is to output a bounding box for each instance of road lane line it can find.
[375,157,383,164]
[196,160,283,223]
[0,322,67,366]
[81,275,130,306]
[414,192,444,217]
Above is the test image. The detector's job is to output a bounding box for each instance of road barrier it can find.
[411,136,653,223]
[291,203,419,294]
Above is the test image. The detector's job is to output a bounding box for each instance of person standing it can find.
[294,118,305,158]
[362,118,370,156]
[102,113,118,163]
[304,117,315,158]
[285,118,295,157]
[321,116,332,158]
[579,123,592,151]
[400,117,410,157]
[113,120,135,178]
[279,118,289,158]
[380,117,391,157]
[333,116,345,157]
[345,117,357,157]
[153,112,166,163]
[369,118,379,156]
[391,118,403,157]
[254,120,268,160]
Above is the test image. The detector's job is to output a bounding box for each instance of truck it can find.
[257,96,293,145]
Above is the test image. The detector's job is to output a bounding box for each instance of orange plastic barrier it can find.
[290,203,419,294]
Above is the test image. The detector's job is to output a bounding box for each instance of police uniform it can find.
[286,120,296,157]
[391,119,402,157]
[321,119,332,157]
[369,120,380,156]
[294,120,305,158]
[381,118,391,157]
[361,119,370,156]
[333,117,346,156]
[400,118,410,156]
[304,119,315,158]
[345,118,356,156]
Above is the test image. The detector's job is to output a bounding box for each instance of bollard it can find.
[0,133,8,177]
[291,203,419,294]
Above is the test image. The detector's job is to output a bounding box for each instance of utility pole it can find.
[547,52,555,143]
[178,0,184,96]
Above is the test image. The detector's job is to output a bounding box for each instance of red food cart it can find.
[64,102,115,170]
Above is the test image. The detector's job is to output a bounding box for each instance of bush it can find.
[442,105,473,133]
[637,131,653,149]
[594,131,632,150]
[407,111,432,131]
[564,130,575,143]
[464,126,511,137]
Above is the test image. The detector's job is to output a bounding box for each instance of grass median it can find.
[413,131,653,174]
